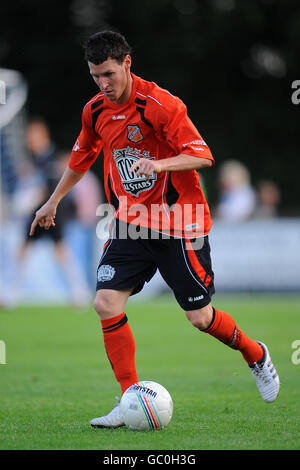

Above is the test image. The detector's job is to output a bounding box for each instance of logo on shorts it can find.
[127,124,143,143]
[112,147,157,197]
[188,295,204,302]
[97,265,116,282]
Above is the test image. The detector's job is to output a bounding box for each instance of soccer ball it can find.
[120,381,173,431]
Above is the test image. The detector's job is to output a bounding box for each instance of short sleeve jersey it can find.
[69,73,214,238]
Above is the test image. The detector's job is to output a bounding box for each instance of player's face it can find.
[88,56,132,104]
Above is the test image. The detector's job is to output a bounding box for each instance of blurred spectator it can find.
[0,68,28,219]
[254,180,281,219]
[11,158,46,218]
[13,118,91,307]
[0,129,18,197]
[215,159,256,221]
[58,151,104,289]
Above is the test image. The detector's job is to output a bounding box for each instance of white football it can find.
[120,381,173,431]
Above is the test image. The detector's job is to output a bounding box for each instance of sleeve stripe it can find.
[91,99,104,110]
[83,93,104,110]
[147,95,163,106]
[92,107,103,131]
[136,106,153,128]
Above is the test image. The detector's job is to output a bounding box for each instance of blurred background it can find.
[0,0,299,307]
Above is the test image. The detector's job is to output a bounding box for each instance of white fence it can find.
[210,218,300,291]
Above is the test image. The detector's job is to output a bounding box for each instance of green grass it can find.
[0,293,300,450]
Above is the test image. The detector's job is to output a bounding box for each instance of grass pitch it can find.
[0,294,299,450]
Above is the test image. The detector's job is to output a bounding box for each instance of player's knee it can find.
[185,304,213,330]
[93,291,123,318]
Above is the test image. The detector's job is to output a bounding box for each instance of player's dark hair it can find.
[84,31,132,65]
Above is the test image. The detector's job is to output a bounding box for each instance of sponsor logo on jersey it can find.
[113,147,157,197]
[112,115,126,120]
[127,124,143,143]
[97,265,116,282]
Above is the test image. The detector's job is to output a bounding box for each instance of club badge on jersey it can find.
[112,147,157,197]
[127,124,143,143]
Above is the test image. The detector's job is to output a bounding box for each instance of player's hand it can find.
[129,158,162,180]
[29,200,57,236]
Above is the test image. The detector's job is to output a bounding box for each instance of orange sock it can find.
[203,308,264,365]
[101,313,138,394]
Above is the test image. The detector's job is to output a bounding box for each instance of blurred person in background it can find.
[254,180,281,219]
[58,151,104,290]
[215,159,256,221]
[15,118,91,307]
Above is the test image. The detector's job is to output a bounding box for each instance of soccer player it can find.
[30,31,280,428]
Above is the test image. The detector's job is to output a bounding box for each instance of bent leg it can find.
[94,288,138,393]
[185,303,214,330]
[186,303,264,365]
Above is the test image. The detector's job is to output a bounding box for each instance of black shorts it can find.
[96,220,215,311]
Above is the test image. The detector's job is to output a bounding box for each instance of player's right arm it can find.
[29,167,85,235]
[30,99,103,236]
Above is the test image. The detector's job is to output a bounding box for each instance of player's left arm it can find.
[130,153,212,179]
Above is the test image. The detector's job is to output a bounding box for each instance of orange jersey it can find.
[69,73,214,237]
